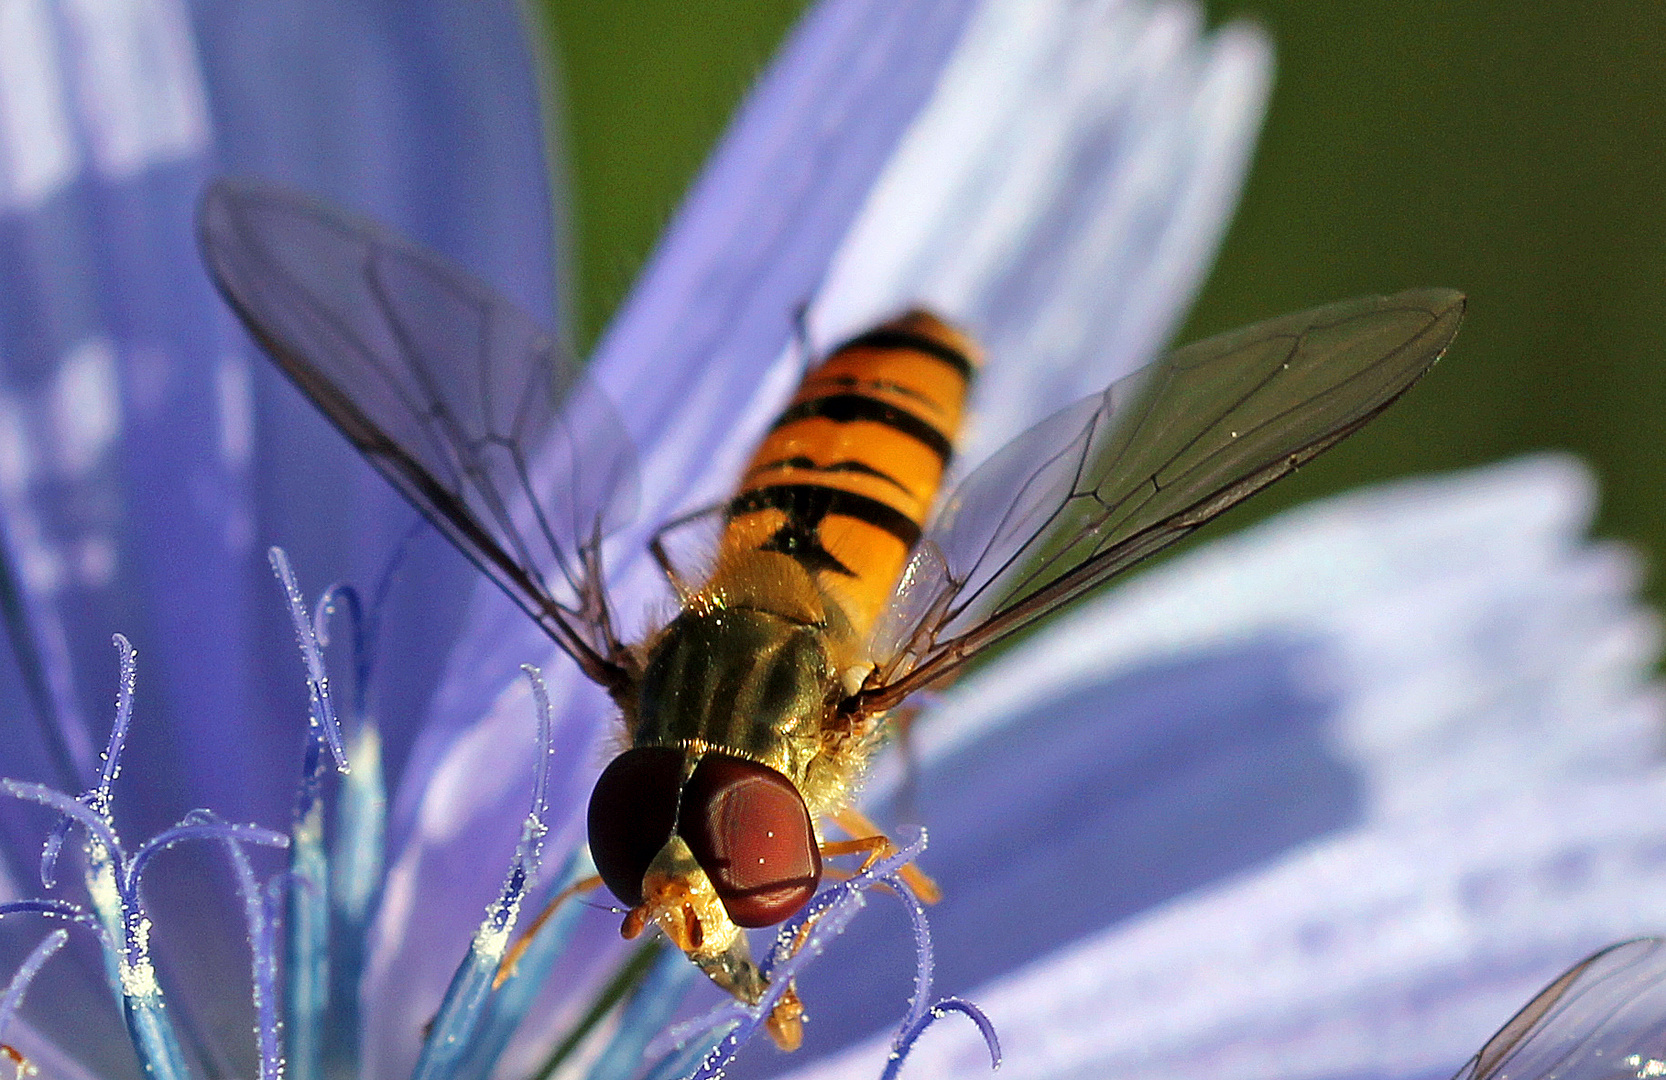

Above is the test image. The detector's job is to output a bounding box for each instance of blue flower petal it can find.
[809,0,1270,467]
[774,632,1355,1064]
[775,457,1666,1079]
[0,0,558,1072]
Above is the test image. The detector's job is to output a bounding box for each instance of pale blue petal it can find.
[775,456,1666,1079]
[811,0,1272,469]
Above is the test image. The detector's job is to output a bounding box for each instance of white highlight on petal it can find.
[50,338,119,476]
[0,390,62,594]
[0,0,208,210]
[224,506,253,555]
[804,456,1666,1080]
[850,781,1666,1080]
[17,543,63,595]
[73,534,113,587]
[58,0,209,179]
[0,0,79,210]
[215,352,253,469]
[815,0,1078,328]
[125,344,173,420]
[0,845,18,903]
[365,857,419,990]
[0,393,35,498]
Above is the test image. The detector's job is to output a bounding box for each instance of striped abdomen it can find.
[718,311,979,636]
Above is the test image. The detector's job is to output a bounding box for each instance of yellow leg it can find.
[3,1044,30,1080]
[825,807,942,904]
[760,907,821,1051]
[786,810,942,1051]
[495,874,604,989]
[766,984,806,1051]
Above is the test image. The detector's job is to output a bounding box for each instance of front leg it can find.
[495,873,604,988]
[647,501,726,600]
[824,806,942,904]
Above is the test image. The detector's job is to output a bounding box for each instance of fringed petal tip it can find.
[0,556,400,1080]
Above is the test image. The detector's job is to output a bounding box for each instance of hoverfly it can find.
[198,178,1463,1049]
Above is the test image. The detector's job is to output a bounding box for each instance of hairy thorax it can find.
[632,548,880,818]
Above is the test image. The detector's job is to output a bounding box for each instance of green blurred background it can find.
[541,1,1666,600]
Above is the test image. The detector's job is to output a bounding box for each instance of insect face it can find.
[587,747,822,931]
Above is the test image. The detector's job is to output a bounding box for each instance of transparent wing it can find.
[864,290,1464,710]
[1452,938,1666,1080]
[199,178,638,691]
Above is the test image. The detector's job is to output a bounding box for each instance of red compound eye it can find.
[587,747,683,907]
[679,754,821,927]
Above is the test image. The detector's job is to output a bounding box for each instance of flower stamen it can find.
[1,636,290,1080]
[640,828,996,1078]
[409,664,561,1080]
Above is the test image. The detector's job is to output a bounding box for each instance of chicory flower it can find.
[1,2,1661,1080]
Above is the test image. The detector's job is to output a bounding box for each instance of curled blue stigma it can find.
[648,828,1000,1080]
[0,636,289,1080]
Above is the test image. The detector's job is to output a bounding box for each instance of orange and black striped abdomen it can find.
[721,311,979,634]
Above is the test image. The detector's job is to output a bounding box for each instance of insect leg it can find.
[646,538,691,599]
[825,806,942,904]
[887,701,928,825]
[647,502,726,599]
[577,534,627,661]
[494,874,604,988]
[766,983,806,1051]
[790,299,816,377]
[760,902,823,1052]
